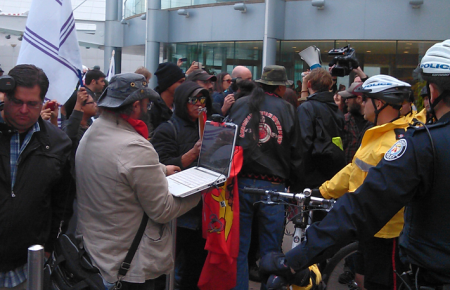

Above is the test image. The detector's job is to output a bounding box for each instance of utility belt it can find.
[398,266,450,290]
[239,172,285,183]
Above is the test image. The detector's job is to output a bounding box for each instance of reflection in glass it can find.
[162,41,263,79]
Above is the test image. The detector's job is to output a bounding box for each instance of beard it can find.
[349,102,362,116]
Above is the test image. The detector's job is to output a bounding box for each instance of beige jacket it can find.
[76,112,201,283]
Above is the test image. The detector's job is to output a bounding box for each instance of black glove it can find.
[311,188,321,198]
[260,252,315,288]
[266,275,289,290]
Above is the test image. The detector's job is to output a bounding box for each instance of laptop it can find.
[167,121,238,198]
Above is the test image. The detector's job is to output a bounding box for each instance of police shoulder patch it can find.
[384,139,407,161]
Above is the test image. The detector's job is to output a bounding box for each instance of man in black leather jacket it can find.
[0,65,72,289]
[228,65,302,290]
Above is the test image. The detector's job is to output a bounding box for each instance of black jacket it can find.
[295,91,345,190]
[0,118,72,271]
[151,81,212,170]
[228,91,302,186]
[151,114,199,170]
[286,112,450,284]
[151,81,212,230]
[147,95,173,137]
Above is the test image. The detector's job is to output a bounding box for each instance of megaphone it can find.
[299,46,322,70]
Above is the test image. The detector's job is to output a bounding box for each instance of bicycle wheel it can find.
[321,241,359,290]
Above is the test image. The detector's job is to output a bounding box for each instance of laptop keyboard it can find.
[170,169,219,188]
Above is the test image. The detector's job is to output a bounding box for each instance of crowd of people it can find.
[0,39,449,290]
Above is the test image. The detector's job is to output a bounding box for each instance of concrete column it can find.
[262,0,278,68]
[145,0,162,88]
[104,0,121,74]
[221,47,228,72]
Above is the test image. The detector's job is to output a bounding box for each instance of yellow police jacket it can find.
[319,115,412,239]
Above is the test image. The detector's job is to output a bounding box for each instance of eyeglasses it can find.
[187,96,207,105]
[223,79,232,84]
[201,80,214,85]
[7,95,42,109]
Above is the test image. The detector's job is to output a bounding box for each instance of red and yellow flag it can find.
[198,146,243,290]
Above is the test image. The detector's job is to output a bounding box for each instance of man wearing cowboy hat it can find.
[228,65,303,290]
[75,73,202,290]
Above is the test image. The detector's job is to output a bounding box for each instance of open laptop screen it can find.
[198,121,237,177]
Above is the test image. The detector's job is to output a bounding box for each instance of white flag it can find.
[17,0,83,104]
[106,50,115,82]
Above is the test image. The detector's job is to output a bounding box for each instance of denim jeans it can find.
[233,178,286,290]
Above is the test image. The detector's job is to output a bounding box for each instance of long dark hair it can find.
[247,83,277,147]
[214,72,230,93]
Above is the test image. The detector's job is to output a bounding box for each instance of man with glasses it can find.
[0,64,72,290]
[151,81,213,290]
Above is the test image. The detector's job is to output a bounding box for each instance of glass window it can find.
[123,0,146,18]
[162,41,263,79]
[161,0,243,9]
[278,40,439,110]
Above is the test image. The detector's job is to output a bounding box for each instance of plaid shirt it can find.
[343,112,372,164]
[0,115,40,287]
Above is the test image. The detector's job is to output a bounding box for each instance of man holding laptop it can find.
[151,81,215,290]
[76,73,201,290]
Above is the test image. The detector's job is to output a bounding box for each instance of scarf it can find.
[120,114,149,140]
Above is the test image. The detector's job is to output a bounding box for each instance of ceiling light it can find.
[177,9,189,17]
[233,3,246,13]
[311,0,325,9]
[409,0,423,8]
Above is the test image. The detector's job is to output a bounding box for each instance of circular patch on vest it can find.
[384,139,407,161]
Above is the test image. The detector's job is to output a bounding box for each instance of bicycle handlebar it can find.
[242,187,335,208]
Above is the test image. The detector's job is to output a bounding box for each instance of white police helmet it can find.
[355,75,411,106]
[419,39,450,78]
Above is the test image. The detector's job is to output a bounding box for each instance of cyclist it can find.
[260,39,450,289]
[317,76,412,290]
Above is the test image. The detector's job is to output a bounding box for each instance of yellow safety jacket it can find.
[410,108,427,124]
[319,116,411,239]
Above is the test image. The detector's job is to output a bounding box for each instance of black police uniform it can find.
[285,111,450,286]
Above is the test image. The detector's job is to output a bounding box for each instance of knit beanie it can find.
[154,62,185,93]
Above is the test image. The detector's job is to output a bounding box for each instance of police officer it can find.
[259,39,450,289]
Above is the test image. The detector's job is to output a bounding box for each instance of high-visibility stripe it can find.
[355,157,374,172]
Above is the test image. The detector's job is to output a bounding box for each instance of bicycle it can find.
[242,187,360,290]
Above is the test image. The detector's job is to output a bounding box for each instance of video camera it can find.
[328,45,359,77]
[0,76,15,92]
[0,76,15,110]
